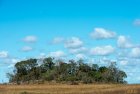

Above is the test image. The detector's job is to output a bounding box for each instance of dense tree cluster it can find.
[7,57,127,84]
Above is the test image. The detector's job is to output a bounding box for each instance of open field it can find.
[0,84,140,94]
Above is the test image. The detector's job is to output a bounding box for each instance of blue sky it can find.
[0,0,140,84]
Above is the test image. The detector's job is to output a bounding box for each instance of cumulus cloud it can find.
[52,37,64,44]
[49,51,66,58]
[90,45,115,56]
[117,36,133,48]
[23,36,37,43]
[90,28,116,39]
[134,19,140,26]
[69,47,88,54]
[75,54,86,59]
[0,51,8,58]
[21,46,33,52]
[130,47,140,58]
[65,37,83,49]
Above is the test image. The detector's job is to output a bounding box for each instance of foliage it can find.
[7,57,127,84]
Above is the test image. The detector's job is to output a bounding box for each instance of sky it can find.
[0,0,140,84]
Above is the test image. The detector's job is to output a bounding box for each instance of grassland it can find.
[0,84,140,94]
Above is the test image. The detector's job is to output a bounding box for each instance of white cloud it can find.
[0,51,8,58]
[120,60,128,65]
[2,57,28,69]
[21,46,33,52]
[23,36,37,43]
[101,57,112,63]
[65,37,83,49]
[117,50,128,58]
[90,28,116,39]
[49,51,66,58]
[38,53,46,58]
[117,36,133,48]
[130,47,140,58]
[88,58,96,64]
[11,58,20,63]
[8,64,15,68]
[6,58,20,68]
[75,54,86,59]
[69,47,87,54]
[52,37,64,44]
[134,19,140,26]
[90,45,115,56]
[40,53,46,57]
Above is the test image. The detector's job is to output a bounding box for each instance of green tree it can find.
[8,57,127,84]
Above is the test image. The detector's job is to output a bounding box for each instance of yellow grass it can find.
[0,84,140,94]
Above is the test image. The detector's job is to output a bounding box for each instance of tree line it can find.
[7,57,127,84]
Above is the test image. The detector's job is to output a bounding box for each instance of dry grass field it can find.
[0,84,140,94]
